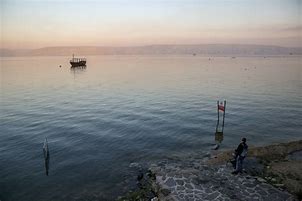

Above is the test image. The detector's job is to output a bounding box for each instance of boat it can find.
[70,54,86,67]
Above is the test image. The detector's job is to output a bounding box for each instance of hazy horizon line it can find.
[2,43,302,50]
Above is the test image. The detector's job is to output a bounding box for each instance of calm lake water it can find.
[0,55,301,200]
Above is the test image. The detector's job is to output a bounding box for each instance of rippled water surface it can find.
[0,56,301,200]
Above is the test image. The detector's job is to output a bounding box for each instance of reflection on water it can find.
[43,138,50,176]
[0,56,301,201]
[70,65,87,73]
[213,131,224,150]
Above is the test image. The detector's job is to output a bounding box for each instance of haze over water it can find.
[0,55,301,200]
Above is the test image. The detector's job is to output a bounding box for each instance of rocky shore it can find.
[118,140,302,201]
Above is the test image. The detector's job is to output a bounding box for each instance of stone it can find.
[187,193,194,198]
[195,184,203,190]
[274,183,285,188]
[167,173,174,177]
[229,194,238,199]
[160,188,171,196]
[176,185,185,191]
[268,188,280,195]
[188,174,198,180]
[151,197,158,201]
[217,196,224,201]
[253,196,260,200]
[185,183,194,189]
[205,192,220,200]
[256,177,266,182]
[183,173,190,178]
[246,188,255,194]
[176,179,184,185]
[165,178,176,187]
[255,187,268,196]
[244,182,256,188]
[191,178,199,185]
[129,162,141,168]
[205,188,213,193]
[194,178,210,185]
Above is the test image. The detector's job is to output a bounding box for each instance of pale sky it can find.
[0,0,301,49]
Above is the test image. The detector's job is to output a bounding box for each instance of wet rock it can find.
[129,162,142,169]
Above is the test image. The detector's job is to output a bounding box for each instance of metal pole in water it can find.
[216,100,220,132]
[222,100,226,133]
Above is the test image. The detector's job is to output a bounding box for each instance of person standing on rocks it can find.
[232,137,248,174]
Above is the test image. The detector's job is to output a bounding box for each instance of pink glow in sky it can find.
[1,0,301,49]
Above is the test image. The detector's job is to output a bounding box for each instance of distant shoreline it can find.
[1,44,302,57]
[1,55,302,58]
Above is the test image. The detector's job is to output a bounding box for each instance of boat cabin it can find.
[70,54,86,67]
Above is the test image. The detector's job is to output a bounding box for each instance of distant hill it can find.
[1,44,302,56]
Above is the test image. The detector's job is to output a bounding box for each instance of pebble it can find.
[151,197,158,201]
[256,177,266,182]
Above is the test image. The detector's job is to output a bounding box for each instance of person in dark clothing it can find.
[232,138,248,174]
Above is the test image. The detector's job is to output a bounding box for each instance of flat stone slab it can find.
[150,157,298,201]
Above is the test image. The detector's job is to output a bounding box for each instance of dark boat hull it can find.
[70,61,86,67]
